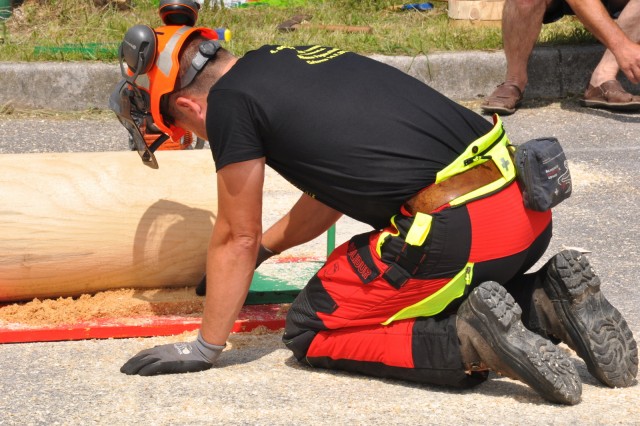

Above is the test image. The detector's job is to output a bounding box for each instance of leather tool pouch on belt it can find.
[513,137,572,211]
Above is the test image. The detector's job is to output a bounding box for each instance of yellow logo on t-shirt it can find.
[269,45,347,64]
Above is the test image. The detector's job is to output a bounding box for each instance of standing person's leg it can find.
[481,0,555,115]
[583,0,640,109]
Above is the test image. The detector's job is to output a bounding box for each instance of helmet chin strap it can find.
[148,133,170,153]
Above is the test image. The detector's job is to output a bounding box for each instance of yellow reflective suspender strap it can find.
[382,263,474,325]
[449,143,515,207]
[375,117,517,326]
[375,214,401,257]
[433,116,516,208]
[436,116,507,184]
[404,212,433,246]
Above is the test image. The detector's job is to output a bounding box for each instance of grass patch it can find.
[0,0,596,61]
[0,102,114,119]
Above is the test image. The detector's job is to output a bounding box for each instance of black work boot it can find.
[533,250,638,388]
[457,281,582,405]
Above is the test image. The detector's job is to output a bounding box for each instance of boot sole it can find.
[580,99,640,111]
[543,250,638,387]
[480,103,518,116]
[460,281,582,405]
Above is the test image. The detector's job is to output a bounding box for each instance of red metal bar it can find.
[0,304,286,344]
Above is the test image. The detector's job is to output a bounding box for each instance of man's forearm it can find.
[566,0,630,50]
[567,0,640,83]
[199,238,259,345]
[262,194,342,254]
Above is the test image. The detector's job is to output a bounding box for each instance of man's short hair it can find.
[164,34,231,125]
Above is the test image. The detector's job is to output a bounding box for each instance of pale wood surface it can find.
[0,150,218,302]
[448,0,505,21]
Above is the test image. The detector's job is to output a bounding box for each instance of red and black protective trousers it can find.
[283,182,552,388]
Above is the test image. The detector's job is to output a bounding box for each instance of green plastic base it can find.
[245,260,323,304]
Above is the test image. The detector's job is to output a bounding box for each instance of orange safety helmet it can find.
[137,24,219,141]
[110,22,220,168]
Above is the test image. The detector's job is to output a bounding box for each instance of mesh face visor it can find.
[109,79,167,169]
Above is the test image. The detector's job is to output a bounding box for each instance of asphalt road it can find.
[0,101,639,425]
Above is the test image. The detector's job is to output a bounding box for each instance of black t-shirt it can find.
[206,45,492,229]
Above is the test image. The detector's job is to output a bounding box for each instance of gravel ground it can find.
[0,101,639,425]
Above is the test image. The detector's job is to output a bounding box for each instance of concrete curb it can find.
[0,62,119,110]
[1,44,636,110]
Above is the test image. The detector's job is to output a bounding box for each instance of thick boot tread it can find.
[462,282,582,405]
[544,250,638,387]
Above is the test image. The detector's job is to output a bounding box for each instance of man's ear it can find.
[175,96,205,121]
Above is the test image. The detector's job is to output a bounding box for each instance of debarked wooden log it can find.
[0,150,218,302]
[448,0,505,21]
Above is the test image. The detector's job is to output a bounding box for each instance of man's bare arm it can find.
[120,158,266,375]
[194,188,342,297]
[261,193,343,254]
[200,158,266,345]
[566,0,640,83]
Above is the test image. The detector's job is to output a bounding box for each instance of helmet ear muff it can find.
[121,24,157,76]
[159,0,200,26]
[117,24,220,148]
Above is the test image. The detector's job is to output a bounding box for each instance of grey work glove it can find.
[195,244,277,296]
[120,331,225,376]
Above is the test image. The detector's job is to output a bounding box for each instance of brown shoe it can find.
[581,80,640,111]
[481,83,524,115]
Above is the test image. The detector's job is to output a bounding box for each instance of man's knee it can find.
[282,329,317,361]
[281,278,328,360]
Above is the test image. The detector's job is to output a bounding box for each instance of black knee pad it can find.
[282,329,317,361]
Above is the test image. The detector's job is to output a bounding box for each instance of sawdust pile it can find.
[0,287,204,327]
